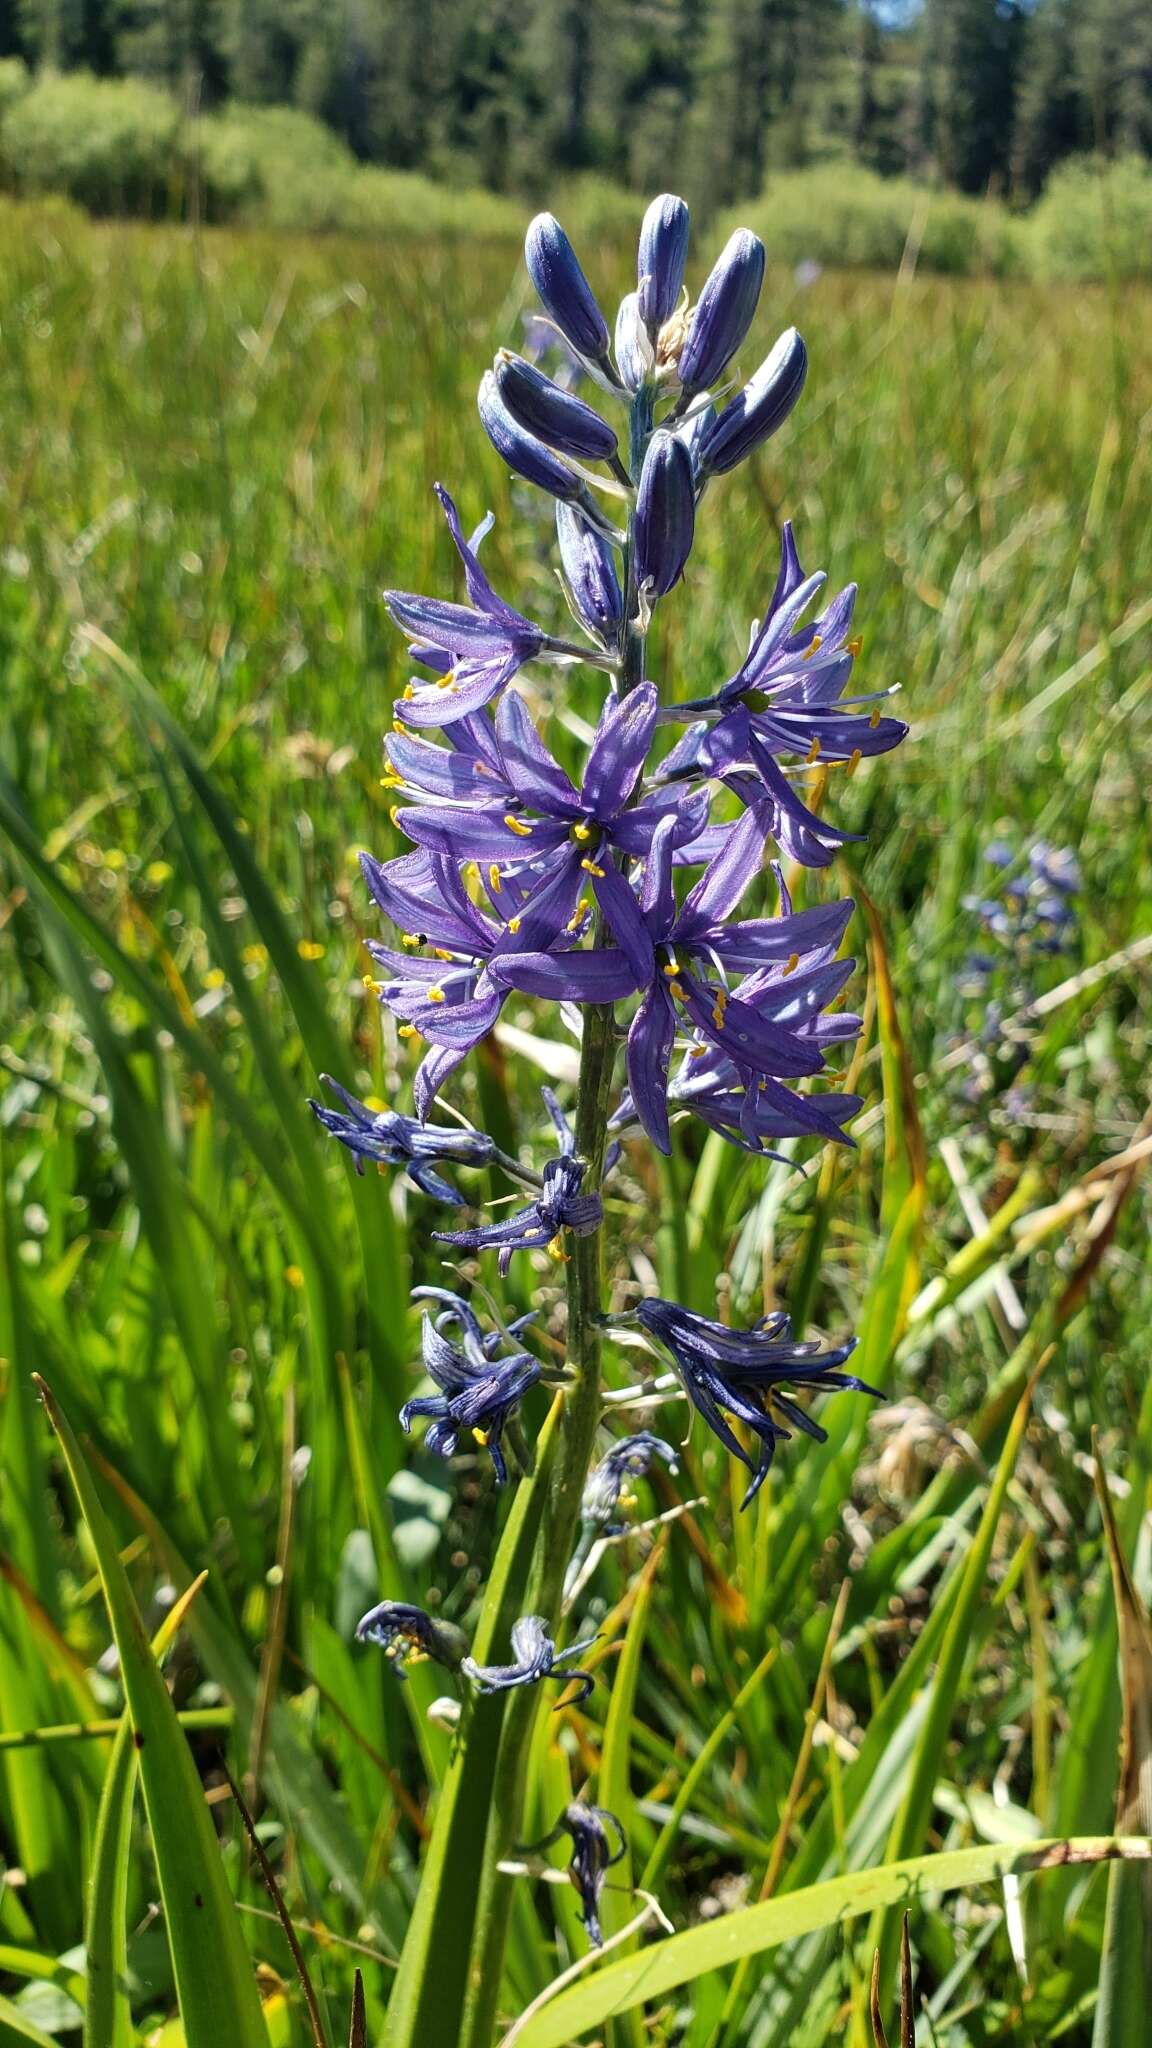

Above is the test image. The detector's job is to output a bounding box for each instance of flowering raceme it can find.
[317,192,908,1973]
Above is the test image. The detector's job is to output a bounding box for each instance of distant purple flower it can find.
[400,1286,543,1485]
[521,1805,627,1946]
[385,485,547,728]
[354,1600,469,1678]
[309,1074,494,1200]
[629,1297,877,1508]
[580,1432,680,1534]
[463,1614,600,1704]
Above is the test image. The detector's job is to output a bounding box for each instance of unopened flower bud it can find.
[634,432,695,597]
[556,502,623,644]
[698,328,808,475]
[613,292,654,395]
[678,228,765,395]
[637,193,690,332]
[524,212,611,364]
[494,350,619,463]
[478,370,584,502]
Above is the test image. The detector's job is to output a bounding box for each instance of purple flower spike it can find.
[630,1297,878,1509]
[634,432,695,597]
[678,228,766,395]
[638,193,690,333]
[699,329,809,476]
[556,502,623,647]
[494,350,619,464]
[478,371,586,504]
[462,1614,600,1705]
[525,213,612,368]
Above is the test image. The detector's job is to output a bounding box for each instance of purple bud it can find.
[678,228,765,395]
[525,213,610,364]
[698,329,808,475]
[637,193,690,332]
[634,432,695,597]
[493,350,618,463]
[478,370,583,502]
[556,502,623,644]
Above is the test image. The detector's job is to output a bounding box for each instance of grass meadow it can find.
[0,199,1150,2045]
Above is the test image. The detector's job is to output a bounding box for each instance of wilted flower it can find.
[354,1600,469,1679]
[628,1296,878,1508]
[522,1804,627,1946]
[580,1432,680,1534]
[400,1287,543,1484]
[462,1614,599,1704]
[309,1074,494,1201]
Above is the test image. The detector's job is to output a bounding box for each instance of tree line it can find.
[2,0,1150,207]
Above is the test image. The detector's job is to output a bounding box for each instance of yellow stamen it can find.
[389,805,402,827]
[547,1233,570,1263]
[297,940,325,961]
[689,1045,708,1058]
[566,896,590,931]
[783,952,799,976]
[506,915,522,934]
[380,773,402,789]
[504,814,534,837]
[572,822,592,842]
[668,979,687,1001]
[847,634,863,658]
[433,948,454,962]
[580,858,605,878]
[869,704,881,728]
[402,683,416,700]
[846,748,862,778]
[436,668,457,689]
[661,962,680,978]
[472,1428,490,1447]
[427,987,446,1003]
[805,737,821,765]
[401,931,421,947]
[488,864,502,892]
[462,860,480,882]
[803,634,823,661]
[362,974,384,994]
[393,719,408,735]
[398,1023,418,1038]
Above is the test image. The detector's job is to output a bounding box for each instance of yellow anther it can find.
[379,773,402,789]
[566,896,591,931]
[436,668,458,689]
[846,748,862,778]
[402,683,416,700]
[803,634,823,661]
[805,737,822,765]
[398,1023,419,1038]
[362,974,384,995]
[668,979,687,1001]
[870,704,881,728]
[662,962,680,978]
[580,858,605,878]
[503,813,534,837]
[433,948,454,961]
[297,939,325,961]
[547,1233,570,1263]
[472,1428,490,1447]
[689,1045,708,1058]
[401,931,421,947]
[284,1265,304,1288]
[406,1648,429,1665]
[783,952,800,976]
[364,1095,388,1113]
[462,860,480,882]
[507,915,522,934]
[393,719,409,735]
[572,822,592,842]
[389,805,402,827]
[427,987,446,1003]
[488,864,502,892]
[847,634,863,658]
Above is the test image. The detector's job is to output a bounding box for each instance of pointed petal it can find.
[495,691,579,812]
[674,804,770,937]
[591,862,656,986]
[581,683,658,817]
[625,984,676,1153]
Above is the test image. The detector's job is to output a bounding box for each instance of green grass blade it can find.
[510,1840,1150,2048]
[34,1378,269,2048]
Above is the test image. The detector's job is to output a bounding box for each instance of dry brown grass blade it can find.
[868,1915,913,2048]
[349,1968,367,2047]
[1092,1445,1152,1837]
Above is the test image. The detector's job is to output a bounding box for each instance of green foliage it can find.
[1,73,179,214]
[0,203,1149,2041]
[1030,154,1152,280]
[731,164,1025,276]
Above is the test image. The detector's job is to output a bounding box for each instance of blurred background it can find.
[0,4,1150,2044]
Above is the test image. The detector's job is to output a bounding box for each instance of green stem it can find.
[459,385,658,2046]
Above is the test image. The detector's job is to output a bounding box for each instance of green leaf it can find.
[34,1379,269,2048]
[510,1840,1150,2048]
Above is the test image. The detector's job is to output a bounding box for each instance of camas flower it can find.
[659,523,906,831]
[629,1297,878,1508]
[490,808,858,1152]
[309,1074,494,1201]
[580,1432,680,1535]
[385,485,548,728]
[462,1614,600,1704]
[434,1087,602,1272]
[522,1805,627,1947]
[400,1286,543,1485]
[354,1600,469,1679]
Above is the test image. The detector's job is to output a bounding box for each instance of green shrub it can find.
[1028,154,1152,282]
[729,165,1023,278]
[1,72,178,215]
[0,58,30,121]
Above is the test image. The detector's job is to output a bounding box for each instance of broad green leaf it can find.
[511,1840,1150,2048]
[35,1379,269,2048]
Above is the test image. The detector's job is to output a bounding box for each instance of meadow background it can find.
[0,174,1150,2046]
